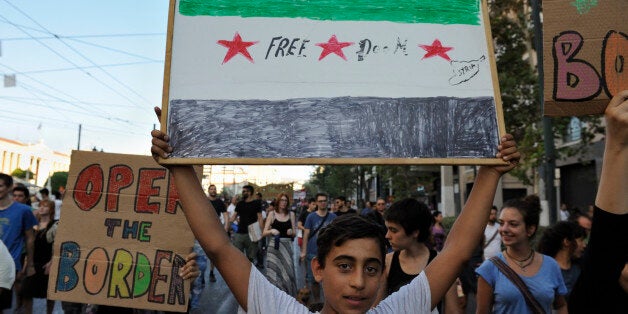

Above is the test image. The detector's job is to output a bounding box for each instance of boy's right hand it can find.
[151,106,173,163]
[151,129,173,163]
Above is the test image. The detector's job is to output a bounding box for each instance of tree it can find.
[49,171,69,193]
[11,168,35,180]
[489,0,603,185]
[307,165,438,204]
[308,165,357,199]
[257,183,294,201]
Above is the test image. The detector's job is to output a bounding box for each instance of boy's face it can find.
[313,238,383,314]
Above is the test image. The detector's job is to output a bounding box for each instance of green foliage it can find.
[442,216,457,233]
[11,168,35,179]
[50,172,69,193]
[309,165,357,198]
[376,165,437,200]
[488,0,603,185]
[307,165,437,202]
[257,183,293,201]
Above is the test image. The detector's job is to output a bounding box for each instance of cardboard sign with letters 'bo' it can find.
[47,151,195,312]
[543,0,626,116]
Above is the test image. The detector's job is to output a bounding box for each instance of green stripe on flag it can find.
[179,0,481,25]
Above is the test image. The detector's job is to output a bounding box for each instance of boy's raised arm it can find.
[425,134,519,309]
[151,123,252,310]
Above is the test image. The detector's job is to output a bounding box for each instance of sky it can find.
[0,0,313,183]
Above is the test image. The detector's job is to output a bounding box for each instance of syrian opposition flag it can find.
[165,0,501,161]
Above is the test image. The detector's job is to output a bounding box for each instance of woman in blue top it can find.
[476,195,568,314]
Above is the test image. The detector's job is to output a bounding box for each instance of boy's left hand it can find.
[490,133,520,175]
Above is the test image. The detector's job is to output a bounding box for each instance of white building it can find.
[0,137,70,187]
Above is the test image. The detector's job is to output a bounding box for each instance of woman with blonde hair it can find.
[21,199,56,314]
[262,192,297,295]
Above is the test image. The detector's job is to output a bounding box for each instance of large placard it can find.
[543,0,626,116]
[48,151,195,312]
[162,0,506,165]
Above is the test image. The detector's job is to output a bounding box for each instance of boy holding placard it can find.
[150,106,520,313]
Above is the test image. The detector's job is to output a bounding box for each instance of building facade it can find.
[0,137,70,187]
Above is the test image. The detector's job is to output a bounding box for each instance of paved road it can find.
[192,239,306,313]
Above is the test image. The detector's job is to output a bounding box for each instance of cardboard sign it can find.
[48,151,195,312]
[543,0,626,116]
[161,0,507,165]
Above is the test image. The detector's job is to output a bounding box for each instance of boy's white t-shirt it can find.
[239,265,437,314]
[0,241,16,289]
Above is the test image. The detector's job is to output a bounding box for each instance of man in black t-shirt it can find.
[231,185,263,263]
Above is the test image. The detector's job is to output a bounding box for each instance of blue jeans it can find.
[190,241,208,310]
[305,253,317,285]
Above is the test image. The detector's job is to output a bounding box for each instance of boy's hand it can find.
[151,106,173,163]
[487,133,520,175]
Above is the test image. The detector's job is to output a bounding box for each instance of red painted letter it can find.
[135,168,166,214]
[148,250,171,304]
[73,164,103,211]
[105,165,133,212]
[165,173,182,214]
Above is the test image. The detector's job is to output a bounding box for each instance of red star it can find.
[419,39,453,61]
[315,35,354,61]
[217,32,258,64]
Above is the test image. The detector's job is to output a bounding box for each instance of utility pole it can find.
[531,0,557,225]
[77,124,82,150]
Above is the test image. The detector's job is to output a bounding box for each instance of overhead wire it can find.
[0,2,156,109]
[0,0,162,151]
[0,15,148,111]
[0,60,160,75]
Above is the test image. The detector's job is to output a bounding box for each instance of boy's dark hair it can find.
[242,185,254,193]
[537,221,586,257]
[502,195,542,238]
[40,188,50,196]
[12,186,31,205]
[384,198,433,243]
[316,214,386,269]
[0,173,13,188]
[307,197,316,204]
[315,193,327,200]
[335,195,347,202]
[12,185,30,197]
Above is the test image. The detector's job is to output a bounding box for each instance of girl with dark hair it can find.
[262,192,297,296]
[380,199,435,297]
[537,221,586,299]
[476,195,568,313]
[430,210,446,252]
[374,199,458,311]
